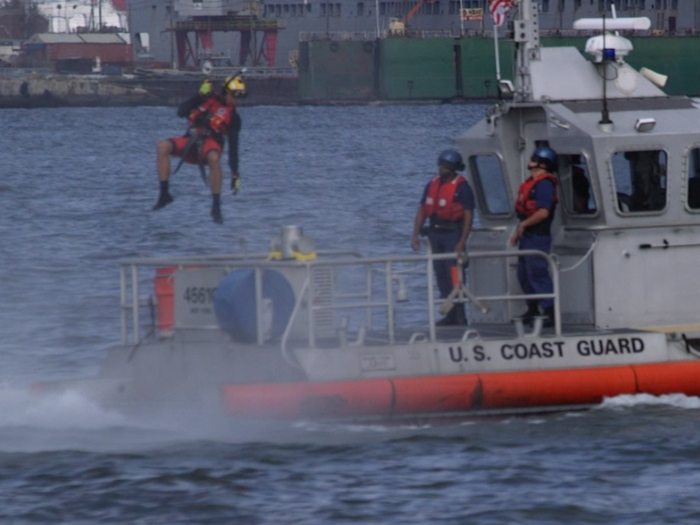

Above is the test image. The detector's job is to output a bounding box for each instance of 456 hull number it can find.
[183,287,216,305]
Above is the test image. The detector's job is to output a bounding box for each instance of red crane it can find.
[403,0,436,26]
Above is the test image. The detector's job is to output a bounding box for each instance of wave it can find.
[597,392,700,410]
[0,385,130,430]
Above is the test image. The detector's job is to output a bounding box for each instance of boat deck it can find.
[306,321,653,350]
[429,322,625,340]
[145,318,658,353]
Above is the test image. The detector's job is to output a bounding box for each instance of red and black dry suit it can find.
[420,174,475,299]
[514,173,558,311]
[169,92,241,174]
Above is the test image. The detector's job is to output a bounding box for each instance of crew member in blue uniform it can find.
[510,146,559,328]
[412,150,475,326]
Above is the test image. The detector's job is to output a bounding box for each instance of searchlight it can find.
[635,118,656,133]
[498,79,515,95]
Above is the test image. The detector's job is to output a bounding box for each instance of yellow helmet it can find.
[223,75,247,98]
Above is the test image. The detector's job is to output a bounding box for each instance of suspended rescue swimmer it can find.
[152,75,246,224]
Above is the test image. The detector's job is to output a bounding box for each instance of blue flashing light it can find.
[603,48,616,61]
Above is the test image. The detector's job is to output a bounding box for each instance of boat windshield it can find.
[469,154,511,216]
[558,154,597,215]
[687,147,700,210]
[611,149,667,213]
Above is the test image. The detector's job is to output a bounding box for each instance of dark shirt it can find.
[524,178,556,236]
[533,178,556,210]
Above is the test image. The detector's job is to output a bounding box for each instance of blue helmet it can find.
[531,146,558,172]
[438,149,465,171]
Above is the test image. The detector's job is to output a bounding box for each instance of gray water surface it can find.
[1,105,700,524]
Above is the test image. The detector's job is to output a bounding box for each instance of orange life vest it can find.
[188,96,235,138]
[515,174,558,217]
[422,175,467,222]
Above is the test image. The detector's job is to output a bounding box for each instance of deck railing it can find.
[117,244,561,349]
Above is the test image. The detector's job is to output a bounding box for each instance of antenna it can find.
[598,14,613,133]
[510,0,540,102]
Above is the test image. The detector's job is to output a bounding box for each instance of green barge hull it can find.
[298,36,700,102]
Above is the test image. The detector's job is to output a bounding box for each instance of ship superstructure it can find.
[127,0,691,69]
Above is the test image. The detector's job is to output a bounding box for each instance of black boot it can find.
[436,310,454,326]
[211,194,223,224]
[452,303,467,326]
[542,307,555,328]
[520,303,540,326]
[153,181,174,210]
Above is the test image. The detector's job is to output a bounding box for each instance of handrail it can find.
[117,246,563,346]
[117,249,363,267]
[280,276,309,369]
[120,264,128,344]
[472,226,509,232]
[563,222,700,232]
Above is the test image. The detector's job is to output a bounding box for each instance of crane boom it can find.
[402,0,433,25]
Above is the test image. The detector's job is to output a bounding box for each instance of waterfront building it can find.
[127,0,691,69]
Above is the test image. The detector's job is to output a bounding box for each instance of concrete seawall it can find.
[0,72,159,108]
[0,71,300,108]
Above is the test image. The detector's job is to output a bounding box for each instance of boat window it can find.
[558,154,596,215]
[469,154,511,215]
[611,149,667,213]
[687,148,700,210]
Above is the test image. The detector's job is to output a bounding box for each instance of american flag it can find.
[489,0,513,27]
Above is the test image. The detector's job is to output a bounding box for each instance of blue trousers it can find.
[517,234,553,310]
[427,229,461,298]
